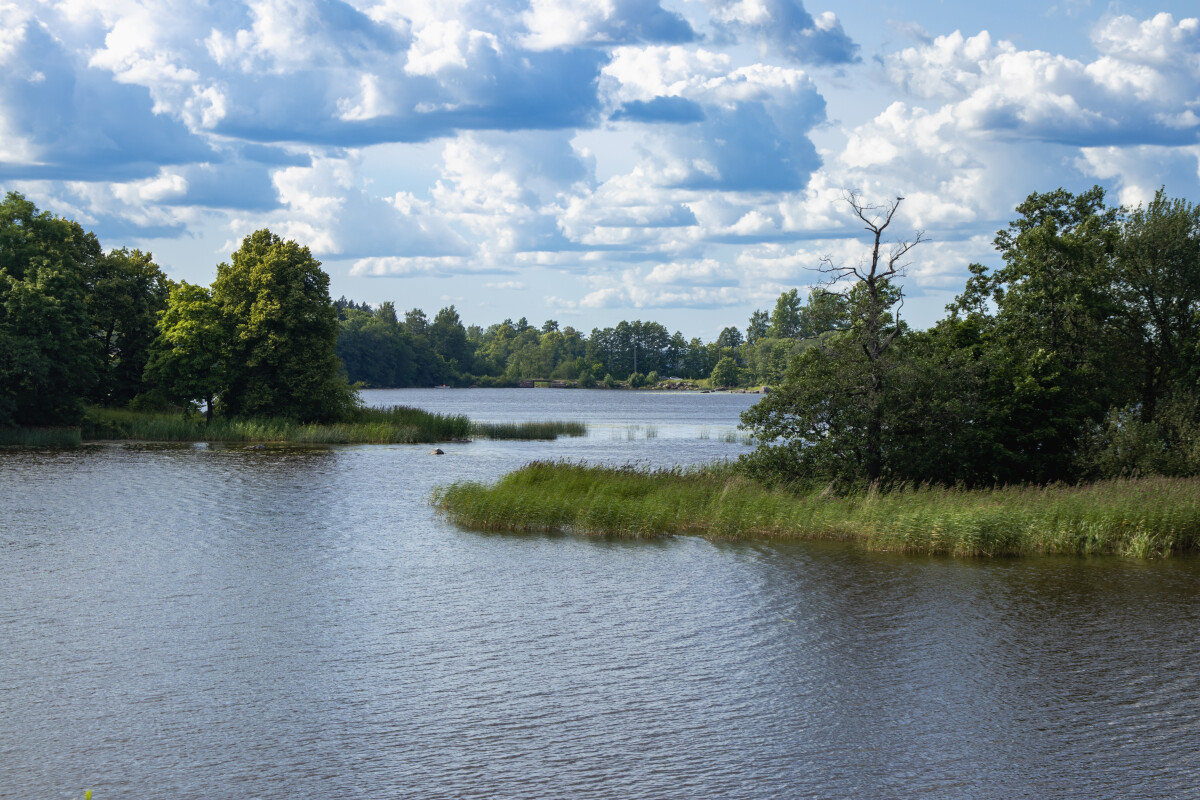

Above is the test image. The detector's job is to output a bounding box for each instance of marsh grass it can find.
[82,405,471,444]
[432,461,1200,558]
[77,406,582,444]
[470,420,587,440]
[0,427,83,447]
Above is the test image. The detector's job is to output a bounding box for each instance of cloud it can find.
[598,47,826,193]
[611,96,706,123]
[1075,145,1200,208]
[7,2,1200,325]
[260,155,473,258]
[885,16,1200,146]
[521,0,696,50]
[0,13,214,181]
[711,0,859,65]
[431,130,592,255]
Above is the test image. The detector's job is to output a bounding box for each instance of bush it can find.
[628,371,646,388]
[710,356,739,387]
[1080,393,1200,478]
[127,389,175,413]
[646,371,660,386]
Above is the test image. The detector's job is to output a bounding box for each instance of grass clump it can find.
[432,461,1200,558]
[77,406,583,444]
[81,405,472,444]
[0,427,83,448]
[470,420,587,440]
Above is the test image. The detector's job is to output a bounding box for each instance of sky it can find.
[4,0,1200,338]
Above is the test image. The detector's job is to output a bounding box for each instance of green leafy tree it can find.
[0,192,100,426]
[815,193,923,483]
[746,309,769,344]
[144,282,227,422]
[717,326,744,350]
[710,356,739,387]
[768,289,803,338]
[742,336,804,385]
[739,333,870,487]
[87,247,170,405]
[430,305,470,371]
[981,186,1123,480]
[1112,189,1200,421]
[212,229,356,422]
[403,308,428,336]
[797,288,850,339]
[741,193,921,485]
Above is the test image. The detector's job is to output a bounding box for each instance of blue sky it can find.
[4,0,1200,337]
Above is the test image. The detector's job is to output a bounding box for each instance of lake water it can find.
[3,389,1199,799]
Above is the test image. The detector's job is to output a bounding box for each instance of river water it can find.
[2,389,1199,799]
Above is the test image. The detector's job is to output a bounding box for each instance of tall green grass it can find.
[77,406,583,444]
[0,427,83,447]
[470,420,587,440]
[432,461,1200,558]
[81,405,471,444]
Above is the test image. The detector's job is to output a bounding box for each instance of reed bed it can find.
[470,420,588,440]
[81,405,472,444]
[0,427,83,447]
[75,406,582,444]
[432,461,1200,558]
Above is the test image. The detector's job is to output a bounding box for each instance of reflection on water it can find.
[2,391,1198,799]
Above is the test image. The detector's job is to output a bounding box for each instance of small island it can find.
[437,188,1200,558]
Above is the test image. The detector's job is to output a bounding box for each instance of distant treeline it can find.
[334,288,842,388]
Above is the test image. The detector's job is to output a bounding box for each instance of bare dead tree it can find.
[817,191,925,483]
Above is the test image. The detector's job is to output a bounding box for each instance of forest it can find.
[332,295,813,389]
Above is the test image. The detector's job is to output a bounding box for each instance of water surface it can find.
[2,389,1198,799]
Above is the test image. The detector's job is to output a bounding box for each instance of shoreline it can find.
[1,407,586,447]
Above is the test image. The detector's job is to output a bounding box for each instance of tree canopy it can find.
[211,229,355,422]
[0,193,101,426]
[741,186,1200,489]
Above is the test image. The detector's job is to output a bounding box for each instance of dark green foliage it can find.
[709,355,739,387]
[746,309,769,344]
[0,427,83,447]
[0,193,100,427]
[86,247,170,405]
[429,305,469,370]
[213,229,357,422]
[144,282,226,422]
[742,186,1200,489]
[768,288,802,338]
[337,307,448,387]
[1112,190,1200,421]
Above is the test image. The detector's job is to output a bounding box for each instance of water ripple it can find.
[3,404,1200,800]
